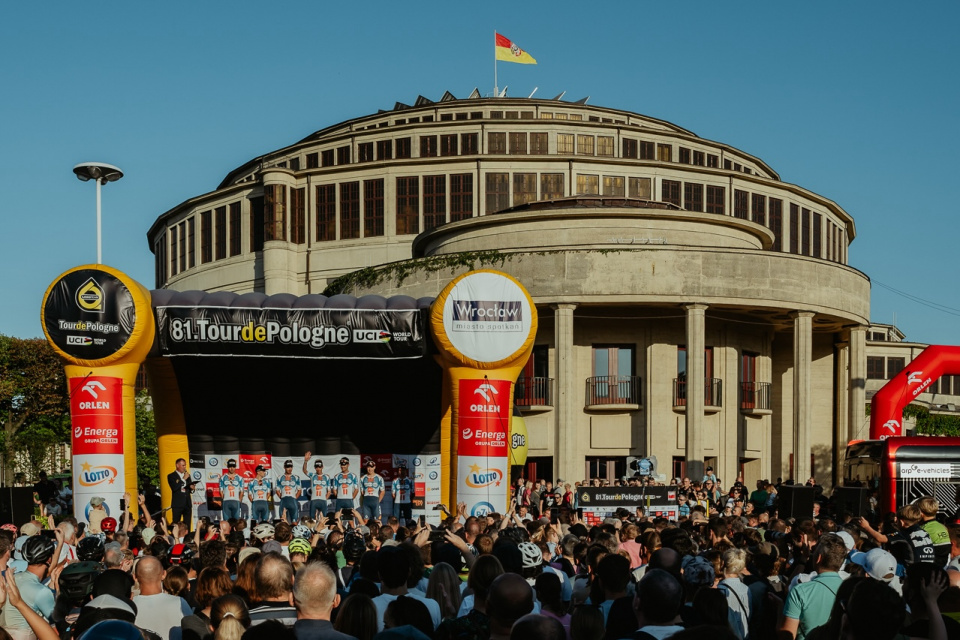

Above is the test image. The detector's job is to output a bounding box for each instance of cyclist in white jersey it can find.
[302,451,331,519]
[275,459,302,522]
[247,465,273,522]
[333,457,359,512]
[359,460,385,520]
[391,463,414,522]
[219,459,244,521]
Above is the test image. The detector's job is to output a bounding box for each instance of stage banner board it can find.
[42,264,156,524]
[155,306,425,359]
[577,486,680,524]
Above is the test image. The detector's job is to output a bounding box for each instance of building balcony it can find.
[740,381,773,415]
[585,375,642,410]
[673,378,723,413]
[514,376,554,412]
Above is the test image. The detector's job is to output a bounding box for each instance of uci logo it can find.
[76,278,104,313]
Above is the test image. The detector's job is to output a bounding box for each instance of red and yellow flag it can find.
[495,33,537,65]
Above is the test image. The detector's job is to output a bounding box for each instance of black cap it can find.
[255,465,266,472]
[706,466,713,471]
[340,458,349,464]
[227,459,237,468]
[314,460,323,467]
[284,459,293,467]
[398,463,407,469]
[366,460,376,467]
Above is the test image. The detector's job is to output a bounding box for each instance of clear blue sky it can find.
[2,1,958,344]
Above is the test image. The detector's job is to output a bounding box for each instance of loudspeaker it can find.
[777,484,816,520]
[0,488,38,525]
[832,487,871,518]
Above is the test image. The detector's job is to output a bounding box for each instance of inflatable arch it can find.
[42,265,534,523]
[870,345,960,439]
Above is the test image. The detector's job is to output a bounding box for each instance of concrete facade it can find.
[148,95,874,489]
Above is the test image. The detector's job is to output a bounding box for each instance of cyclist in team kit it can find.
[391,463,413,522]
[219,458,245,520]
[302,451,331,519]
[333,457,359,512]
[275,459,302,522]
[359,460,385,520]
[247,464,273,522]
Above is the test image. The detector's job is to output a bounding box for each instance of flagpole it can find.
[493,30,498,97]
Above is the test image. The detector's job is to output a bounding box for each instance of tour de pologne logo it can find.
[75,278,105,313]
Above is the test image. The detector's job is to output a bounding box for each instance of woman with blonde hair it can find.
[426,562,463,621]
[210,594,250,640]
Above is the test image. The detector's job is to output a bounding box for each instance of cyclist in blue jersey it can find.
[391,463,414,522]
[359,460,385,520]
[275,459,302,523]
[333,457,359,512]
[247,465,273,522]
[219,459,245,521]
[302,451,331,519]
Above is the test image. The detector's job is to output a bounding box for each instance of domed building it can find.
[148,92,870,489]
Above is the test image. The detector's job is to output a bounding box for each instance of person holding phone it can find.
[333,458,359,513]
[359,460,384,521]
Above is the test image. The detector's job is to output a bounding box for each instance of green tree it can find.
[135,389,159,487]
[0,335,70,485]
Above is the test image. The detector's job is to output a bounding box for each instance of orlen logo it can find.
[78,462,118,487]
[882,419,900,433]
[353,329,391,343]
[76,278,104,313]
[465,464,504,489]
[452,300,522,322]
[66,335,93,346]
[461,428,473,440]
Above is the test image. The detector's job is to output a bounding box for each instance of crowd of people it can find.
[1,469,959,640]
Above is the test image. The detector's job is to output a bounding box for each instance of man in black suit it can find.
[167,458,193,531]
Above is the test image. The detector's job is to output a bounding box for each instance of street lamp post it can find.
[73,162,123,264]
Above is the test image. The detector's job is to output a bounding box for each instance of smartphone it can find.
[428,529,446,542]
[341,508,353,517]
[419,515,426,527]
[40,530,57,540]
[549,508,559,524]
[576,508,583,519]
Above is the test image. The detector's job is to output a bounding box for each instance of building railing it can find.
[740,381,772,410]
[673,378,723,407]
[585,376,642,406]
[514,376,554,407]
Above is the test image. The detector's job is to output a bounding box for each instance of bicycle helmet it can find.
[100,517,118,534]
[59,561,102,600]
[0,523,18,534]
[22,536,56,565]
[253,522,275,541]
[342,532,366,562]
[292,524,311,540]
[77,535,106,562]
[168,543,195,566]
[288,538,312,556]
[518,542,543,569]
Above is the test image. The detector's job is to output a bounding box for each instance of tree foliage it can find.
[0,335,70,484]
[135,389,159,487]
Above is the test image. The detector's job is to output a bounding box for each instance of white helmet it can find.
[292,524,311,540]
[519,542,543,569]
[253,523,275,540]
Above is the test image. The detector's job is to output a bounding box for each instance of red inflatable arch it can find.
[870,345,960,439]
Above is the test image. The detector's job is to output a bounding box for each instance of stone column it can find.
[685,304,707,481]
[848,326,867,441]
[834,340,850,484]
[792,311,814,482]
[553,304,578,483]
